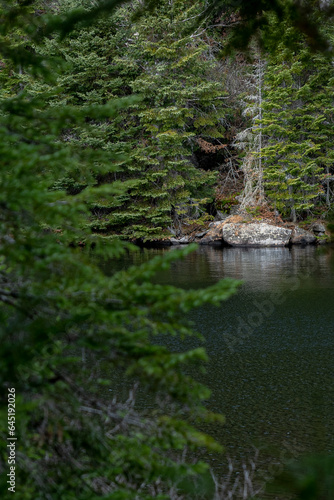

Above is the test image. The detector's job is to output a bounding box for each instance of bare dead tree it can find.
[234,55,266,210]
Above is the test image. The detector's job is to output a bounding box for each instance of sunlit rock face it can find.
[222,223,292,247]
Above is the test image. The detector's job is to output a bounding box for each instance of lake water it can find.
[104,245,334,484]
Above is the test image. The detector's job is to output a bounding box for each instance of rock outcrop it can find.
[222,223,292,247]
[168,216,328,247]
[290,227,316,245]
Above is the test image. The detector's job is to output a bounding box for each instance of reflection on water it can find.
[104,245,334,478]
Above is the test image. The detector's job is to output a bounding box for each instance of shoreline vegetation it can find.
[134,214,331,248]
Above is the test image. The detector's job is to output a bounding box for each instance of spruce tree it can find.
[36,0,228,240]
[260,41,334,221]
[0,2,240,498]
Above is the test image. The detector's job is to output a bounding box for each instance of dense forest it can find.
[43,1,334,238]
[3,0,334,242]
[0,0,334,499]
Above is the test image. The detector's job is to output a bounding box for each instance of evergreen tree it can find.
[36,0,229,240]
[0,2,239,498]
[260,41,334,221]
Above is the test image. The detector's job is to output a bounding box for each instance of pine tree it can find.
[36,0,229,240]
[0,2,239,498]
[260,41,334,221]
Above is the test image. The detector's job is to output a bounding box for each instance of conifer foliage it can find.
[43,0,228,240]
[0,2,239,498]
[2,0,334,497]
[260,42,334,220]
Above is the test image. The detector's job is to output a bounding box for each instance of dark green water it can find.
[105,245,334,479]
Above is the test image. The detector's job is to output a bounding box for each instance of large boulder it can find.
[290,227,316,245]
[222,223,292,247]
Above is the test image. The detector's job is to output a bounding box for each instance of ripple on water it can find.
[103,245,334,480]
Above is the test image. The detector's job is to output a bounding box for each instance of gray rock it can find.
[170,236,189,245]
[290,227,316,245]
[222,223,292,247]
[311,222,326,235]
[195,231,207,238]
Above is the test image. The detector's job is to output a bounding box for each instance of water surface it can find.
[104,245,334,480]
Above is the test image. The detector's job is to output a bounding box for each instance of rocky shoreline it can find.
[168,216,329,247]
